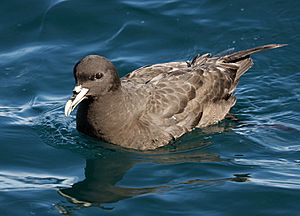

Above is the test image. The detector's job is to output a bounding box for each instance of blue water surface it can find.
[0,0,300,215]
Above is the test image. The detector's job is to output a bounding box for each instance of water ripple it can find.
[0,171,75,192]
[0,44,59,64]
[251,178,300,190]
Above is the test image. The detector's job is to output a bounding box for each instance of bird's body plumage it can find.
[65,44,286,150]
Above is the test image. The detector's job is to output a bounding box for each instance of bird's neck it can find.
[76,88,140,139]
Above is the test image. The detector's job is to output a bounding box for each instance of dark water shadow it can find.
[54,149,249,214]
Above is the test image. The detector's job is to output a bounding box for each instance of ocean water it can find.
[0,0,300,215]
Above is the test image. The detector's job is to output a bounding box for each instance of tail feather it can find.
[222,44,287,63]
[235,58,253,81]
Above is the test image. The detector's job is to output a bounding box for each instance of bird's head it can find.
[64,55,120,116]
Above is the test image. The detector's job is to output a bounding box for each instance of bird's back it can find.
[116,44,286,150]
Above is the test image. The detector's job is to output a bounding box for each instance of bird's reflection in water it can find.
[58,153,153,207]
[56,122,248,212]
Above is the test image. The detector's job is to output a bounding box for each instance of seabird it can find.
[65,44,286,150]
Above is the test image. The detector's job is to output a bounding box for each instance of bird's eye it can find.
[89,73,103,81]
[95,73,103,79]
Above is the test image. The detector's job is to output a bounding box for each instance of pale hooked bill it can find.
[64,86,89,117]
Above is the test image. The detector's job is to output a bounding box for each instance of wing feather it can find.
[137,58,241,138]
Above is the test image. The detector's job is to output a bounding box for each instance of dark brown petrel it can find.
[65,44,286,150]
